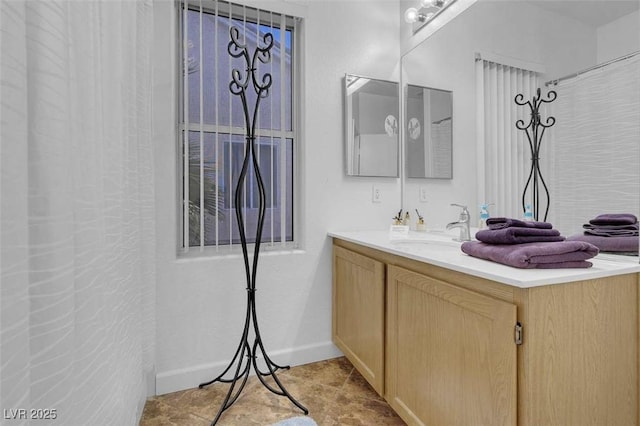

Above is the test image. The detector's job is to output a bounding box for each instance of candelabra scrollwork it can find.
[198,26,307,425]
[514,87,557,222]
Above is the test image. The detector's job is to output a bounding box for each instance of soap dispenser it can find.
[524,204,534,221]
[403,211,411,226]
[478,203,491,229]
[392,209,403,225]
[415,209,426,232]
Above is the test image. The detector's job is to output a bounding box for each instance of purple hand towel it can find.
[567,234,639,253]
[475,227,564,244]
[583,223,639,231]
[583,222,639,237]
[461,241,598,269]
[589,213,638,226]
[584,228,639,237]
[486,217,553,230]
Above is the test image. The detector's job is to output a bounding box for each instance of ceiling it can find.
[525,1,640,27]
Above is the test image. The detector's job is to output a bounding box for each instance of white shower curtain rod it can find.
[545,50,640,86]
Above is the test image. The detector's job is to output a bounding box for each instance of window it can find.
[179,1,298,250]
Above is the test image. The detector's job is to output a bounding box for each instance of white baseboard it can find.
[155,341,343,395]
[146,366,157,397]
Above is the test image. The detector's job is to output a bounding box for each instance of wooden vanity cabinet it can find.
[386,265,517,426]
[516,276,638,426]
[332,238,639,426]
[332,245,385,394]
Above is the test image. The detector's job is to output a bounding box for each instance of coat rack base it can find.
[198,289,308,425]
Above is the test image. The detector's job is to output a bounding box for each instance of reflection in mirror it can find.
[400,0,639,259]
[344,74,399,177]
[406,85,452,179]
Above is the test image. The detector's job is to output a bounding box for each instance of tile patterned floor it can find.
[140,357,406,425]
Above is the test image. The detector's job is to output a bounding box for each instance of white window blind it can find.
[179,0,298,251]
[476,56,540,219]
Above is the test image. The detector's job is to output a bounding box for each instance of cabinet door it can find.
[333,246,385,395]
[521,277,638,426]
[386,265,517,426]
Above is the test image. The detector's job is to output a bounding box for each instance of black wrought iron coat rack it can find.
[515,87,557,221]
[198,26,307,425]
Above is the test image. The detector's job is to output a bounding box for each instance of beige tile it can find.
[320,391,405,426]
[159,375,263,421]
[341,368,386,403]
[139,357,405,426]
[216,374,328,422]
[139,398,211,426]
[280,357,353,389]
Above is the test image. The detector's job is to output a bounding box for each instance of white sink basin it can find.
[389,230,466,248]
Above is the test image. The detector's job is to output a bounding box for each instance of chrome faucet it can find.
[446,203,471,241]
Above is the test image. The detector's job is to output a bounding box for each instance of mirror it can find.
[401,0,640,255]
[344,74,399,177]
[406,84,453,179]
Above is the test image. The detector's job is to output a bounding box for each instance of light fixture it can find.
[404,7,425,24]
[420,0,444,8]
[404,0,456,29]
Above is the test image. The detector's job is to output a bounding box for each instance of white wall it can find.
[597,9,640,63]
[400,0,596,228]
[152,0,401,395]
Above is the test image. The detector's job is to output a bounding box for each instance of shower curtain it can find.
[1,1,155,424]
[548,54,640,235]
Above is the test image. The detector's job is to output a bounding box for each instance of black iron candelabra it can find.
[198,26,308,425]
[515,87,557,222]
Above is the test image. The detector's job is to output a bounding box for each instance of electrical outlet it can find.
[419,186,428,202]
[372,185,382,203]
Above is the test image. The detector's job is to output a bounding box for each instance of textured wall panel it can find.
[549,56,640,236]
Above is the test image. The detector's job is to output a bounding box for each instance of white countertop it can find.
[329,230,640,288]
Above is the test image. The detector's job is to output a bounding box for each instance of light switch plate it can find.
[372,185,382,203]
[419,186,428,202]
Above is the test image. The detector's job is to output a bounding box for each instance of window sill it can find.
[176,244,305,262]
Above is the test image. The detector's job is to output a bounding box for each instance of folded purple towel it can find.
[461,241,598,269]
[583,223,639,231]
[475,227,564,244]
[486,217,553,230]
[589,213,638,226]
[584,228,639,237]
[567,234,639,253]
[582,222,639,237]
